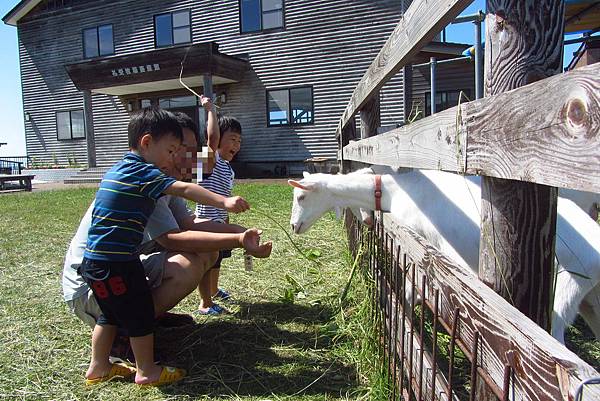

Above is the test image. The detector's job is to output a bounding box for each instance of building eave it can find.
[2,0,43,26]
[64,42,249,96]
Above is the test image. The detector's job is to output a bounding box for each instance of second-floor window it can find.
[83,25,114,59]
[155,10,191,47]
[57,110,85,140]
[241,0,284,33]
[267,86,313,126]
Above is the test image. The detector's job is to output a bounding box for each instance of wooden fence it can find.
[337,0,600,400]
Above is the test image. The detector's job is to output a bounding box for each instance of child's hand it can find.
[241,228,273,258]
[224,196,250,213]
[200,95,213,111]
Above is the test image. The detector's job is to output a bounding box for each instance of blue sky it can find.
[0,0,583,157]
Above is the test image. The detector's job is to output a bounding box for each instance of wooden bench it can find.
[0,174,35,192]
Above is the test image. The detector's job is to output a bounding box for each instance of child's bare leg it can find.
[210,269,220,297]
[130,334,162,384]
[86,324,117,379]
[197,272,214,310]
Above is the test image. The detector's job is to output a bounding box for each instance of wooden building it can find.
[3,0,476,176]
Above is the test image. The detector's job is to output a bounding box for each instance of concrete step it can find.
[63,167,108,184]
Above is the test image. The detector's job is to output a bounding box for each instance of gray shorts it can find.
[66,252,167,329]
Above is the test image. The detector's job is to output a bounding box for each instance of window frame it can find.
[82,24,114,59]
[239,0,285,34]
[266,85,314,127]
[56,110,86,141]
[424,89,471,116]
[154,9,192,48]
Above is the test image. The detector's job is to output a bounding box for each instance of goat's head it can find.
[288,172,338,234]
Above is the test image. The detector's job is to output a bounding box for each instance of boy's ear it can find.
[139,133,152,150]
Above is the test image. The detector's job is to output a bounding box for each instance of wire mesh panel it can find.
[345,211,509,401]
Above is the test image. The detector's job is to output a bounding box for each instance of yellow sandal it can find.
[85,362,136,385]
[137,366,186,387]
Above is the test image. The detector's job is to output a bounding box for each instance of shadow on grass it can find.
[156,301,358,398]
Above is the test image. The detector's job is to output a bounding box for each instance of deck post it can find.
[83,90,96,168]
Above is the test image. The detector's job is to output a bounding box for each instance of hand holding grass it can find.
[224,196,250,213]
[240,228,273,258]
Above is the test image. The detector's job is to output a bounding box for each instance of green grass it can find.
[0,184,387,400]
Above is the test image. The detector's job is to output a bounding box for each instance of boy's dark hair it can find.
[128,107,183,149]
[172,111,200,146]
[218,115,242,143]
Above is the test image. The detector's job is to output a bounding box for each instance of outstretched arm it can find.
[201,95,219,152]
[156,228,272,258]
[164,181,249,213]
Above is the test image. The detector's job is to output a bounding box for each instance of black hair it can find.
[128,107,183,149]
[218,115,242,144]
[172,111,200,146]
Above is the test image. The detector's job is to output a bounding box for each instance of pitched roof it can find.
[3,0,44,26]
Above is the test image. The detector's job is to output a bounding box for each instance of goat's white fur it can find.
[289,168,600,344]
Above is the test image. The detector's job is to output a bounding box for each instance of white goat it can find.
[288,169,600,344]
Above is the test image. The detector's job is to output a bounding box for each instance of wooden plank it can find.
[335,0,473,137]
[360,92,380,139]
[478,0,562,339]
[379,213,600,401]
[342,62,600,193]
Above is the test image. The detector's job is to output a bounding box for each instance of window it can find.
[57,110,85,140]
[158,96,197,109]
[267,86,313,126]
[155,10,191,47]
[83,25,114,58]
[424,89,471,116]
[240,0,284,33]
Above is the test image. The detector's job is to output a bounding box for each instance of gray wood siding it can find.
[16,0,406,167]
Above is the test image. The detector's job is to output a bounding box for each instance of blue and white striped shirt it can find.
[196,152,234,223]
[84,152,176,261]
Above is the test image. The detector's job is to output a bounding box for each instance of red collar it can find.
[374,175,382,211]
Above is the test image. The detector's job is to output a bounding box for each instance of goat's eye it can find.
[298,195,305,202]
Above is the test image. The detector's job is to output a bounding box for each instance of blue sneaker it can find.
[196,303,225,315]
[213,288,231,301]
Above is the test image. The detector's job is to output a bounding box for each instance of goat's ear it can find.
[302,171,311,179]
[288,179,314,191]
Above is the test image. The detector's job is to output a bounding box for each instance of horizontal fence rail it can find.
[346,212,600,401]
[342,62,600,193]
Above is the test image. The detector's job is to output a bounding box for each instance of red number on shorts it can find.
[91,281,109,299]
[108,276,127,296]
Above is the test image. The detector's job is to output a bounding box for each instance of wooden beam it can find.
[342,62,600,193]
[380,213,600,401]
[360,92,380,139]
[340,118,357,174]
[335,0,473,138]
[82,90,96,168]
[478,0,562,328]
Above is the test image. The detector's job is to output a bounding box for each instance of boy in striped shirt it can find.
[81,107,253,386]
[195,96,242,314]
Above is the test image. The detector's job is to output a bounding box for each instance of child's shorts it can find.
[79,257,154,337]
[211,250,232,270]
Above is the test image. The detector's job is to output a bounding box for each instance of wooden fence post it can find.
[360,92,380,138]
[340,118,357,174]
[478,0,563,396]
